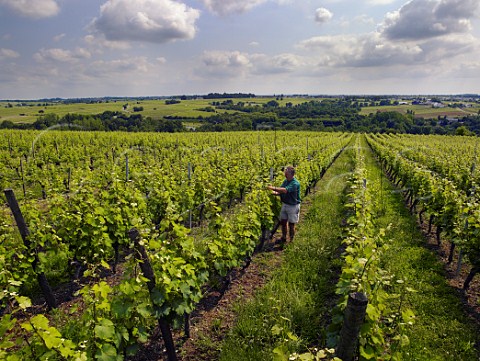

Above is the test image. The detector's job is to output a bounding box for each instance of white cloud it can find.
[2,54,166,98]
[0,48,20,60]
[415,33,478,63]
[298,30,480,70]
[34,47,91,63]
[295,0,480,72]
[380,0,480,40]
[85,57,153,78]
[315,7,333,24]
[202,50,251,67]
[0,0,59,19]
[53,33,66,42]
[84,35,131,51]
[298,34,362,66]
[200,0,268,16]
[252,53,304,74]
[197,50,305,80]
[354,14,375,26]
[90,0,200,44]
[348,35,424,67]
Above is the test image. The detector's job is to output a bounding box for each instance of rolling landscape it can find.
[2,94,480,135]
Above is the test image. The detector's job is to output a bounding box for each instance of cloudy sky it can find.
[1,0,479,99]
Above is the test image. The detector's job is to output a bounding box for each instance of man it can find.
[267,165,301,244]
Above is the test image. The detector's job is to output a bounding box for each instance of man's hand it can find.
[267,184,281,195]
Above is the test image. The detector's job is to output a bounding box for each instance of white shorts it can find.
[280,203,300,224]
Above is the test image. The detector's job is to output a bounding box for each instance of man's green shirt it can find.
[280,178,301,205]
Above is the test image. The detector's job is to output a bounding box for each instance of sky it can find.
[0,0,480,99]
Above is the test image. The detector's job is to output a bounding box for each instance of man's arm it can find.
[267,185,287,195]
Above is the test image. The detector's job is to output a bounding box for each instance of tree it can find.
[455,126,474,136]
[34,113,60,129]
[0,120,14,128]
[264,100,279,108]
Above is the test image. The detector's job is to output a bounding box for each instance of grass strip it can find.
[361,135,480,360]
[218,144,355,360]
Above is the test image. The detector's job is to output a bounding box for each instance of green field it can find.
[0,100,124,123]
[2,97,479,128]
[0,97,309,124]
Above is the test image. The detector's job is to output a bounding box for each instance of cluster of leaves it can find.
[204,185,272,277]
[0,271,155,360]
[68,279,153,360]
[0,292,87,360]
[16,180,147,281]
[0,209,31,306]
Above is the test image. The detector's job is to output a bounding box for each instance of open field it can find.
[0,100,125,124]
[2,97,479,125]
[0,97,309,124]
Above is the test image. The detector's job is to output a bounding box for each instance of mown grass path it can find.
[361,135,479,360]
[218,142,355,360]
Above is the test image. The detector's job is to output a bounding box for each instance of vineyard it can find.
[0,130,479,360]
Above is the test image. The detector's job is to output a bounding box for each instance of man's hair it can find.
[285,166,295,175]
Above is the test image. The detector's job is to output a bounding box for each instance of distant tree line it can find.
[203,92,256,99]
[165,99,181,105]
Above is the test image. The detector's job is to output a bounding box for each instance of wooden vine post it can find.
[4,188,57,310]
[128,229,178,361]
[336,292,368,361]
